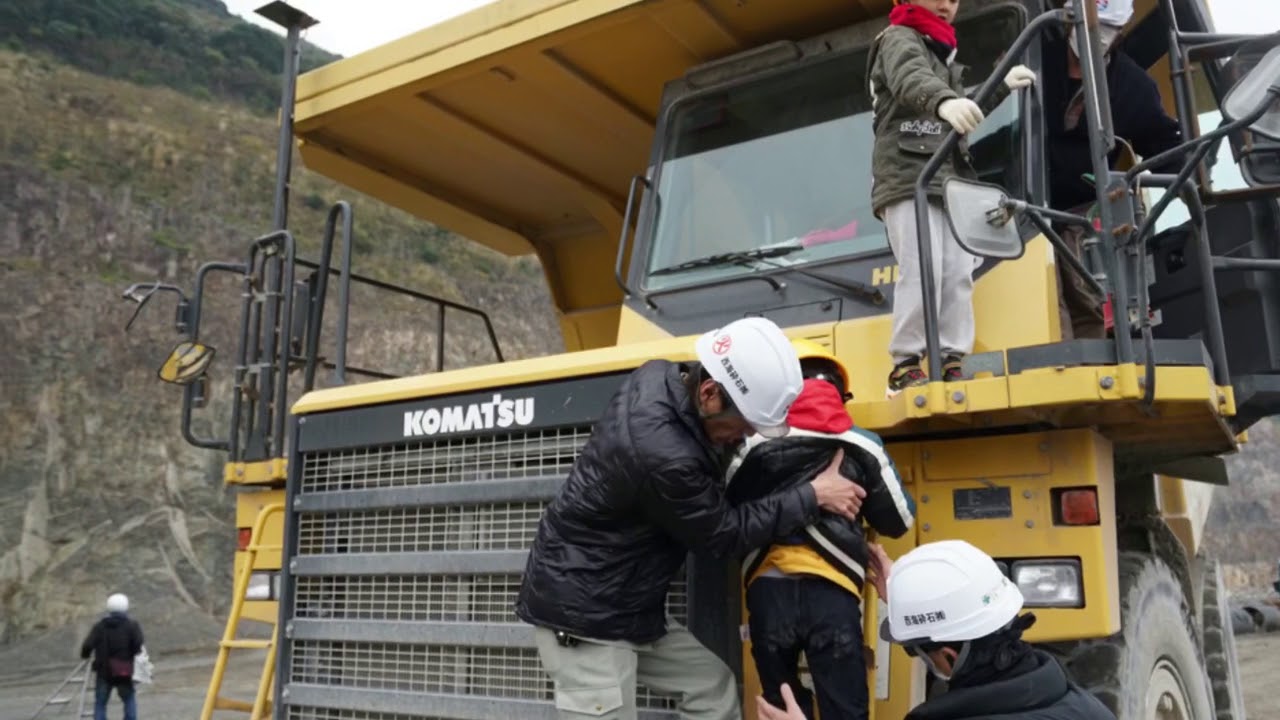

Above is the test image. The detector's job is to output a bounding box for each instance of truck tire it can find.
[1056,552,1215,720]
[1240,602,1280,633]
[1200,558,1246,720]
[1228,606,1256,636]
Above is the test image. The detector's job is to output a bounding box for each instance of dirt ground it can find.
[3,637,1278,719]
[1234,633,1280,720]
[0,649,267,720]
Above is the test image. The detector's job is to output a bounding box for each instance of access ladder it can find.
[200,503,284,720]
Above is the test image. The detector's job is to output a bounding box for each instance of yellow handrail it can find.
[200,502,285,720]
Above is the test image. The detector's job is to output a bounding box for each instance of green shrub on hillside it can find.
[0,0,340,114]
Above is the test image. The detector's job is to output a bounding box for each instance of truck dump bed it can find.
[293,0,890,348]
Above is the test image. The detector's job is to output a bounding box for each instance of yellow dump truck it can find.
[124,0,1280,719]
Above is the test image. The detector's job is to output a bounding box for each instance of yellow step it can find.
[220,639,273,650]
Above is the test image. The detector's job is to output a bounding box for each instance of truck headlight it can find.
[246,571,279,601]
[1011,560,1083,607]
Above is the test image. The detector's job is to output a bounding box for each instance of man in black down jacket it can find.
[757,541,1116,720]
[81,593,144,720]
[516,317,867,720]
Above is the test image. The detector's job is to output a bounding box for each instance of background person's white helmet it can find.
[887,540,1024,644]
[694,317,803,438]
[106,593,129,613]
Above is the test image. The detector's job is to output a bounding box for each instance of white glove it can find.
[1004,64,1037,90]
[937,98,985,135]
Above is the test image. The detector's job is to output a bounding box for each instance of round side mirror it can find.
[157,342,215,385]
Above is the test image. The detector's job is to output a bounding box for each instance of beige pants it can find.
[534,623,739,720]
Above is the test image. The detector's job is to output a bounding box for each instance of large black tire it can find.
[1200,558,1246,720]
[1054,552,1215,720]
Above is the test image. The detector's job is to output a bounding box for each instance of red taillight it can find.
[237,528,253,551]
[1059,489,1100,526]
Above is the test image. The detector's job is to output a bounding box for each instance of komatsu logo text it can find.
[403,394,535,437]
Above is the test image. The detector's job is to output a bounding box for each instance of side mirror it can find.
[1223,42,1280,141]
[157,341,215,385]
[943,178,1025,260]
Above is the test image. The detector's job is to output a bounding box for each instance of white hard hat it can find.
[694,317,803,438]
[886,540,1024,644]
[106,593,129,613]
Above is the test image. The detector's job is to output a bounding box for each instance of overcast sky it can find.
[223,0,1275,58]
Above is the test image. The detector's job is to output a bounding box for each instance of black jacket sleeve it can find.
[840,429,916,539]
[643,458,819,557]
[130,621,144,656]
[1114,53,1183,167]
[80,623,98,660]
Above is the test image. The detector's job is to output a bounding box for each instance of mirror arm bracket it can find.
[1019,206,1107,298]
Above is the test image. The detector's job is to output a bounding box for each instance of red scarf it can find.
[889,3,957,50]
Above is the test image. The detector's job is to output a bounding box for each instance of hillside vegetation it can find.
[0,0,339,113]
[0,2,560,650]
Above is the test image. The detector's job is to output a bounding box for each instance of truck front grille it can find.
[283,425,688,718]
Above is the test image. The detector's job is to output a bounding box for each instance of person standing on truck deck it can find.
[516,316,869,720]
[80,593,144,720]
[1045,0,1183,339]
[870,0,1037,397]
[726,340,916,720]
[758,540,1117,720]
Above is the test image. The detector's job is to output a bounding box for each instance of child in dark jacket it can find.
[727,356,916,720]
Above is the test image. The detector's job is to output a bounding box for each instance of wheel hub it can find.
[1147,658,1195,720]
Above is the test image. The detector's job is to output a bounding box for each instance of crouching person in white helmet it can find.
[758,540,1116,720]
[517,317,867,720]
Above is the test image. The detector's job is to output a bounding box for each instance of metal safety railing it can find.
[158,201,506,464]
[911,0,1280,404]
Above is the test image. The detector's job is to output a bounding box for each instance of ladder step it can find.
[47,698,72,705]
[221,639,273,649]
[214,697,257,712]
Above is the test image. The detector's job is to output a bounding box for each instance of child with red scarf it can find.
[868,0,1036,397]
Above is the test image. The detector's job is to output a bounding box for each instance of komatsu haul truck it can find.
[124,1,1280,718]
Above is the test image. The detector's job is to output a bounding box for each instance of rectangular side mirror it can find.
[1223,41,1280,141]
[943,178,1026,260]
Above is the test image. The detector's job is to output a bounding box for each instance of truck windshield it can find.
[643,9,1024,292]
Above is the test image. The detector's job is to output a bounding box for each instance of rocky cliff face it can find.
[0,48,561,653]
[1211,419,1280,593]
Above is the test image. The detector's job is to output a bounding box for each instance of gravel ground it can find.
[4,635,1278,719]
[1,648,266,720]
[1235,633,1280,720]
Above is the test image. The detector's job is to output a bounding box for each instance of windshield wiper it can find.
[648,243,805,277]
[648,241,885,306]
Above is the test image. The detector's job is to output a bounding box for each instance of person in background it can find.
[80,593,144,720]
[1045,0,1183,339]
